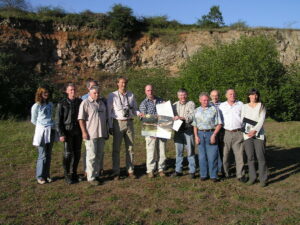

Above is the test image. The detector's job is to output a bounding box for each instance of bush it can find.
[0,52,42,118]
[179,35,299,121]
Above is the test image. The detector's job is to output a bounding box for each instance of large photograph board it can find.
[141,101,181,139]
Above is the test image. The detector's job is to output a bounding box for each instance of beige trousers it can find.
[112,119,134,175]
[85,138,105,181]
[223,130,245,178]
[145,137,166,173]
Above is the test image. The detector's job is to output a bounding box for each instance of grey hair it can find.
[210,89,219,96]
[89,85,100,92]
[199,92,209,98]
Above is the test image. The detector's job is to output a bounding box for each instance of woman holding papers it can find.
[31,87,55,185]
[241,88,268,187]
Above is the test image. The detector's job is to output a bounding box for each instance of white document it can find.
[156,100,174,117]
[172,119,183,132]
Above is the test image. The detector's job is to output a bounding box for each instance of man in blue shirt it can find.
[139,84,166,178]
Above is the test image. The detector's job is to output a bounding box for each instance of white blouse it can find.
[241,102,266,140]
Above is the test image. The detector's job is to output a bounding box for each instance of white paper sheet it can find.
[156,100,174,117]
[172,119,183,131]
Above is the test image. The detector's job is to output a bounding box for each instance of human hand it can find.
[210,134,216,144]
[109,128,114,135]
[82,132,89,140]
[247,130,257,138]
[59,136,65,142]
[195,136,200,145]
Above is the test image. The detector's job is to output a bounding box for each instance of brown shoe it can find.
[159,171,166,177]
[148,172,154,178]
[128,172,137,179]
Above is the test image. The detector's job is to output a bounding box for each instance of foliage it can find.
[179,35,299,121]
[101,4,140,41]
[0,52,42,118]
[230,20,248,30]
[197,5,225,28]
[0,0,28,11]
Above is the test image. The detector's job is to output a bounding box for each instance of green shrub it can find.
[179,35,299,121]
[0,52,41,118]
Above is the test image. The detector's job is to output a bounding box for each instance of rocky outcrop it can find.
[0,18,299,76]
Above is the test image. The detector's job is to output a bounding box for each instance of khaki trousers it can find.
[85,138,105,181]
[223,130,245,178]
[112,119,134,175]
[145,137,166,173]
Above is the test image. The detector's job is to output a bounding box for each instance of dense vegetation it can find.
[180,35,300,121]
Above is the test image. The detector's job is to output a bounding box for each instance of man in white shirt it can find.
[219,89,247,183]
[107,76,139,180]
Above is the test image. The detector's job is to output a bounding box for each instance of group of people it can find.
[31,76,268,187]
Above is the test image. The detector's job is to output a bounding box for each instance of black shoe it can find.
[211,178,220,183]
[72,174,79,183]
[65,175,74,184]
[200,177,208,181]
[171,172,183,177]
[190,173,196,179]
[238,176,248,183]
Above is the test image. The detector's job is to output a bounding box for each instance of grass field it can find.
[0,120,299,225]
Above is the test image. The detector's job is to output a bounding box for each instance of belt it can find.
[225,129,241,132]
[199,129,215,132]
[114,118,133,121]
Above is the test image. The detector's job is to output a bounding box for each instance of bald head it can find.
[210,90,220,104]
[145,84,154,100]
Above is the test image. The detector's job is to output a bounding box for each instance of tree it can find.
[0,0,28,10]
[105,4,139,40]
[179,35,299,121]
[197,5,225,28]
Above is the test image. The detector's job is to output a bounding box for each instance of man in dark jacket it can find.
[56,83,82,184]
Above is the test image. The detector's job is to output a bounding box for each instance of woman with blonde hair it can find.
[31,87,55,184]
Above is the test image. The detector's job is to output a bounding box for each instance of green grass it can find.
[0,120,299,224]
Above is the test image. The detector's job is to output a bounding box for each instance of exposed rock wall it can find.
[0,18,299,76]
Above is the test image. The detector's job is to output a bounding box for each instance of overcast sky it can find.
[29,0,300,29]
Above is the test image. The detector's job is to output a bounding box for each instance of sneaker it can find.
[37,178,46,184]
[88,180,100,186]
[171,172,183,177]
[128,172,137,179]
[46,177,53,183]
[190,173,196,179]
[148,172,154,178]
[159,171,166,177]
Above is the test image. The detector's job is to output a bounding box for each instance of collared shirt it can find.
[173,100,195,124]
[78,96,108,139]
[139,96,164,115]
[107,90,139,128]
[81,93,89,100]
[210,101,221,109]
[31,102,54,127]
[219,101,243,130]
[192,105,222,130]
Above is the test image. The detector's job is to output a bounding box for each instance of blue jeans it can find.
[198,131,218,179]
[174,131,196,174]
[36,131,55,180]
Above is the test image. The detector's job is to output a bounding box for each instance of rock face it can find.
[1,18,300,76]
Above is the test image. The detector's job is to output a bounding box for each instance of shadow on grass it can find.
[266,145,300,184]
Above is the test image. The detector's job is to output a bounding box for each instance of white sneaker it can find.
[37,179,46,184]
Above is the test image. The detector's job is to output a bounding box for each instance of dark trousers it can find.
[63,132,82,176]
[244,138,268,183]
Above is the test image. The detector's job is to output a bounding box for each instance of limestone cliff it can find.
[0,18,299,76]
